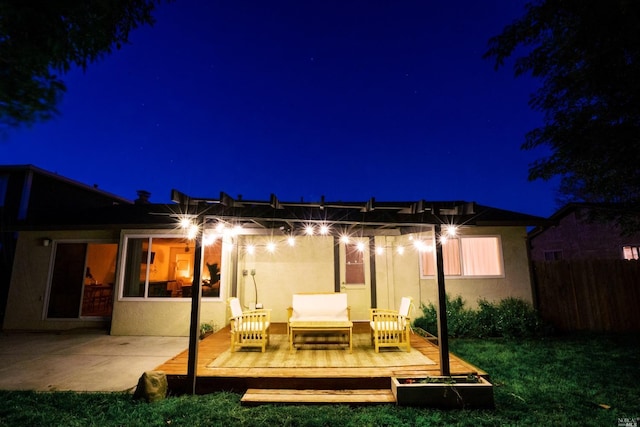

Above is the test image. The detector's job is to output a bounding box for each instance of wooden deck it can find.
[158,322,487,399]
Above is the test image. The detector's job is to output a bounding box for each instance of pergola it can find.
[168,190,544,394]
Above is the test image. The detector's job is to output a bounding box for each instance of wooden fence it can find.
[532,260,640,332]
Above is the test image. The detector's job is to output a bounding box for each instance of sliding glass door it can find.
[47,242,118,318]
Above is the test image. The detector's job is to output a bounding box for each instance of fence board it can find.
[532,260,640,332]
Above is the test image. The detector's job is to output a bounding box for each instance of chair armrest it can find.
[371,308,400,317]
[369,307,396,320]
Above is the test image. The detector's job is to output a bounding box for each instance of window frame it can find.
[43,239,118,320]
[344,242,366,285]
[622,245,640,260]
[543,250,563,261]
[419,235,505,279]
[118,232,224,301]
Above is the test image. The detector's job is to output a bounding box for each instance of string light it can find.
[187,224,198,240]
[178,219,452,257]
[444,225,458,237]
[179,217,192,229]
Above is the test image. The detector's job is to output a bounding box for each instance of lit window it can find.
[121,235,222,299]
[622,245,640,260]
[421,236,503,277]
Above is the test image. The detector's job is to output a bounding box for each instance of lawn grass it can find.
[0,333,638,426]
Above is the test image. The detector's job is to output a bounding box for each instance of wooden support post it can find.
[434,224,450,376]
[187,212,205,394]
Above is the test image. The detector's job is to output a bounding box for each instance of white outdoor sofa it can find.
[287,293,353,352]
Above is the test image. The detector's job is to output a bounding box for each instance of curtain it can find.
[461,237,502,276]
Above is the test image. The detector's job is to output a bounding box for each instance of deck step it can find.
[241,388,396,405]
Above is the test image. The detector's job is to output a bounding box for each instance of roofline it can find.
[0,164,132,204]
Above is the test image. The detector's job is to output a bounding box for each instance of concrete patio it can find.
[0,330,187,392]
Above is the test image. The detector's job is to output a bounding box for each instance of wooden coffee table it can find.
[289,321,353,353]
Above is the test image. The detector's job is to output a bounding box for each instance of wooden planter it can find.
[391,376,494,409]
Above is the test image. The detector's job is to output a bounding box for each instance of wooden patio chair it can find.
[369,296,413,352]
[228,297,271,352]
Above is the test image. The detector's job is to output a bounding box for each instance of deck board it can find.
[156,322,487,395]
[241,388,396,405]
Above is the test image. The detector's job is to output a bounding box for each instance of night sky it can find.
[1,0,559,217]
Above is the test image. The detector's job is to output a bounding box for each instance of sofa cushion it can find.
[290,293,349,321]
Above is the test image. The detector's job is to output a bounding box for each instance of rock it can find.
[133,371,168,402]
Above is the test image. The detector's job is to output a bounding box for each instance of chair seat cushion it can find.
[234,321,270,332]
[370,320,406,331]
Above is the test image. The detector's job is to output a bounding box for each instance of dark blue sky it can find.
[2,0,559,217]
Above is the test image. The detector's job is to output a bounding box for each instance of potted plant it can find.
[199,322,215,340]
[391,373,494,409]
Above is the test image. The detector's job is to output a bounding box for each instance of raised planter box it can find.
[391,375,494,409]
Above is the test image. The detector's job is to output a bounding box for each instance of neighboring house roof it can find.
[528,202,639,240]
[528,202,640,261]
[14,190,549,232]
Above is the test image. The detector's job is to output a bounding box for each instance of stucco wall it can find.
[7,226,534,336]
[373,227,533,316]
[109,230,237,336]
[235,235,335,323]
[4,230,117,331]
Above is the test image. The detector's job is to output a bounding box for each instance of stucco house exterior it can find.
[0,164,131,328]
[528,203,640,261]
[4,181,547,336]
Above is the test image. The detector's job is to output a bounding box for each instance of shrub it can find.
[475,298,500,338]
[412,294,550,339]
[413,301,438,336]
[495,297,547,338]
[413,295,475,338]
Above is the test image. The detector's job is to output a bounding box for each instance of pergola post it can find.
[186,211,205,394]
[433,223,450,376]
